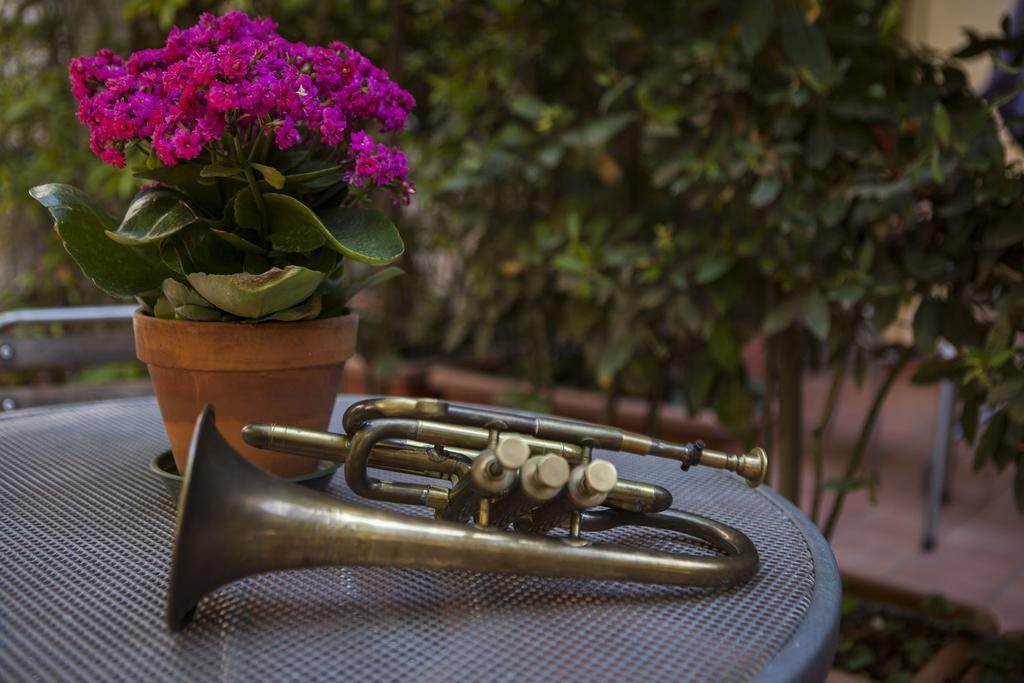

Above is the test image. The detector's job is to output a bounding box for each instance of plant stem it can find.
[605,377,620,426]
[232,135,267,234]
[810,350,849,525]
[822,346,913,540]
[645,354,670,437]
[776,325,804,505]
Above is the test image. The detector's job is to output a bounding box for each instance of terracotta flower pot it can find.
[133,310,357,477]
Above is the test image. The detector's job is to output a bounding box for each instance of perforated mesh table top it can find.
[0,397,838,682]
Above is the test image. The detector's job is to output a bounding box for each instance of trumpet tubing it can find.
[168,398,769,630]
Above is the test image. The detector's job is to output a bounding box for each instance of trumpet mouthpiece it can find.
[698,446,768,488]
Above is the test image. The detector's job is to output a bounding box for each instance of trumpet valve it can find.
[521,454,570,501]
[489,454,570,529]
[568,460,618,509]
[471,437,530,495]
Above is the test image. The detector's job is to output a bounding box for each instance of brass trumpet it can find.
[167,398,769,631]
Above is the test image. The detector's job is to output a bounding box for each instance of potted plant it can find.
[29,11,414,476]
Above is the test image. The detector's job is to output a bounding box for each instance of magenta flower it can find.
[69,11,414,201]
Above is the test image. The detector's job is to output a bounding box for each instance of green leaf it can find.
[233,188,262,232]
[961,394,981,444]
[974,410,1007,472]
[341,266,404,303]
[133,163,222,214]
[749,174,783,208]
[174,304,228,321]
[250,295,322,322]
[933,102,951,147]
[251,162,286,190]
[695,255,734,284]
[913,299,942,353]
[105,190,198,245]
[561,113,635,147]
[200,163,244,179]
[135,164,204,186]
[263,193,328,252]
[803,290,831,341]
[597,335,637,388]
[135,294,156,315]
[153,296,175,319]
[990,377,1024,405]
[284,162,344,190]
[878,0,903,43]
[806,117,835,170]
[780,9,839,92]
[739,0,774,59]
[763,295,805,335]
[1009,394,1024,423]
[984,207,1024,249]
[320,266,404,319]
[211,229,266,255]
[160,224,244,275]
[317,206,405,264]
[709,321,739,372]
[509,95,546,121]
[712,375,755,435]
[187,266,325,319]
[29,183,174,297]
[161,278,212,309]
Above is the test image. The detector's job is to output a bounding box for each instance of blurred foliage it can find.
[3,0,1024,512]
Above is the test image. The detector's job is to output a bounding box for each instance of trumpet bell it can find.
[168,406,760,630]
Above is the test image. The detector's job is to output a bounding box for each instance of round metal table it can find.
[0,397,839,682]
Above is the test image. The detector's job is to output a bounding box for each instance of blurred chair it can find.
[0,305,147,411]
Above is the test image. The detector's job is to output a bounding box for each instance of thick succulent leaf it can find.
[321,266,404,318]
[174,304,229,321]
[265,147,309,172]
[302,247,340,275]
[233,188,262,232]
[250,163,286,190]
[153,296,175,319]
[135,294,157,315]
[160,224,245,275]
[161,278,213,309]
[243,252,271,274]
[285,161,344,190]
[200,163,244,180]
[342,266,404,302]
[133,163,221,214]
[105,190,198,245]
[306,182,349,210]
[211,228,266,254]
[187,265,324,318]
[263,193,328,252]
[249,295,322,323]
[29,183,174,297]
[317,206,405,264]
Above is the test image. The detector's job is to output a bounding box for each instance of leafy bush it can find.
[399,0,1024,520]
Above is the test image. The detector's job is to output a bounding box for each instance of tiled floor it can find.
[796,366,1024,632]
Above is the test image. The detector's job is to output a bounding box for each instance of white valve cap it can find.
[583,460,617,494]
[533,455,570,489]
[495,437,531,470]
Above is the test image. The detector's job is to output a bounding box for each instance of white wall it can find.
[905,0,1017,90]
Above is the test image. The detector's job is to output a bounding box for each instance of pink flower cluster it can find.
[69,12,414,198]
